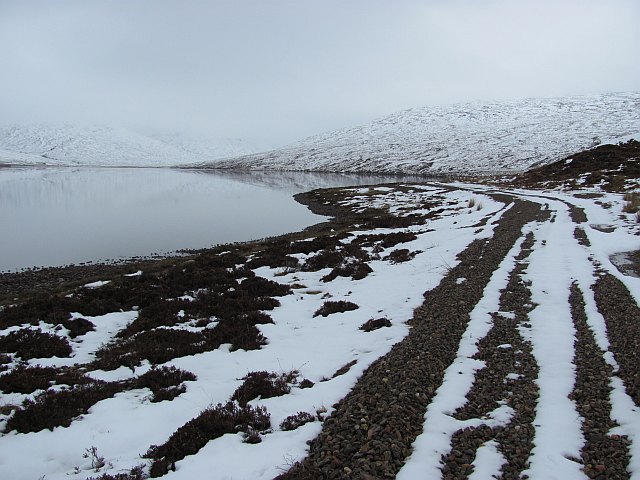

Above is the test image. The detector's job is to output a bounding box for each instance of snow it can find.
[468,440,506,480]
[520,204,585,479]
[83,280,111,289]
[0,125,265,167]
[207,92,640,175]
[124,270,143,277]
[1,181,640,479]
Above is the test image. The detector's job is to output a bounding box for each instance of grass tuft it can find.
[5,382,120,433]
[359,317,392,332]
[383,249,420,264]
[313,301,359,317]
[231,371,295,406]
[0,365,91,394]
[321,261,373,282]
[86,465,145,480]
[144,402,270,477]
[132,366,196,402]
[280,411,316,431]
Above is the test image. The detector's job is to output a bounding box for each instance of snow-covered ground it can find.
[0,125,264,167]
[1,180,638,479]
[206,92,640,175]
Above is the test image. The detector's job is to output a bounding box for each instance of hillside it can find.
[511,139,640,192]
[0,125,262,167]
[202,92,640,175]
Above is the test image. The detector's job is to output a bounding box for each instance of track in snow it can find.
[279,188,640,480]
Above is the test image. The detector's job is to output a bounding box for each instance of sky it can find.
[0,0,638,146]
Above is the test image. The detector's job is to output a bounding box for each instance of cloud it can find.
[0,0,638,145]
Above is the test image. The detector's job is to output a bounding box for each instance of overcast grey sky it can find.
[0,0,638,145]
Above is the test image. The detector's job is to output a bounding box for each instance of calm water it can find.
[0,167,415,272]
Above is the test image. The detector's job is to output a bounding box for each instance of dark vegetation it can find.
[299,378,315,389]
[93,315,269,371]
[280,411,316,431]
[6,381,121,433]
[0,214,370,439]
[62,316,96,337]
[134,366,197,403]
[0,365,91,394]
[384,248,421,263]
[0,353,10,372]
[331,359,358,378]
[4,366,196,433]
[90,267,289,370]
[0,277,160,329]
[359,317,392,332]
[144,402,270,477]
[313,300,360,317]
[0,328,72,360]
[351,231,417,249]
[302,248,355,272]
[87,466,145,480]
[321,260,372,282]
[231,370,297,406]
[513,140,640,192]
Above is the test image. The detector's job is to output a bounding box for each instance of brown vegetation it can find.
[313,300,359,317]
[144,402,270,477]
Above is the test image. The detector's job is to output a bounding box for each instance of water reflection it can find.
[0,167,422,272]
[191,169,424,193]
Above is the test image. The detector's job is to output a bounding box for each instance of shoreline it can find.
[0,182,374,302]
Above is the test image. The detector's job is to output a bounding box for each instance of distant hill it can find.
[0,125,263,167]
[201,92,640,175]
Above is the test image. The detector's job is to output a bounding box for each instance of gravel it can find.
[276,198,544,479]
[441,232,539,479]
[592,273,640,407]
[569,283,631,479]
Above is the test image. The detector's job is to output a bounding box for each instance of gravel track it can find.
[441,232,539,479]
[569,283,631,479]
[277,199,544,479]
[592,273,640,408]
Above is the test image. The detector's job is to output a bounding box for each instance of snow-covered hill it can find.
[0,125,262,167]
[204,92,640,175]
[2,93,638,172]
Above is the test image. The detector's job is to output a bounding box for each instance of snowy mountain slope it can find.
[0,147,43,165]
[148,131,267,164]
[0,125,262,167]
[204,92,640,175]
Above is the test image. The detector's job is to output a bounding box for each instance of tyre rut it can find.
[440,232,539,479]
[569,283,631,479]
[592,273,640,407]
[276,198,544,479]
